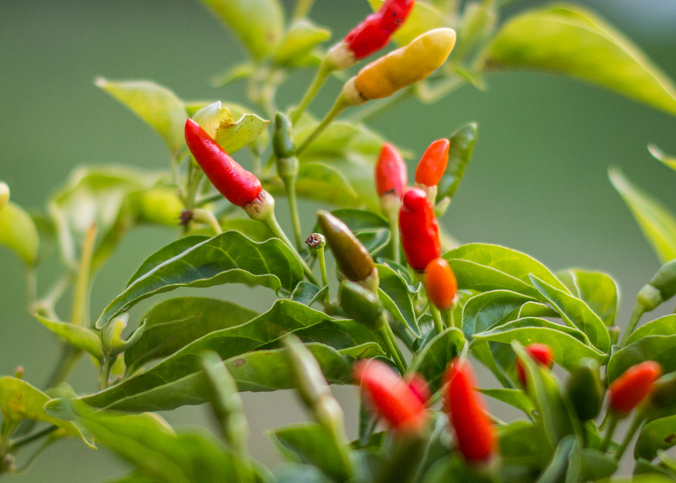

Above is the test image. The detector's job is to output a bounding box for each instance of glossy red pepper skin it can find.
[399,187,441,271]
[185,118,262,207]
[608,361,661,415]
[406,373,431,405]
[445,360,496,463]
[344,0,415,60]
[515,343,554,386]
[424,258,457,310]
[375,143,407,198]
[415,139,450,187]
[354,359,427,434]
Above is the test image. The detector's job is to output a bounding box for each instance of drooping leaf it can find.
[36,316,103,359]
[367,0,447,46]
[124,297,258,374]
[530,275,610,353]
[96,78,187,153]
[649,145,676,172]
[377,264,419,336]
[197,0,285,61]
[270,424,353,482]
[479,5,676,116]
[192,101,269,154]
[555,268,619,326]
[127,236,209,287]
[475,318,606,371]
[0,201,39,266]
[0,377,94,448]
[436,123,478,202]
[96,231,304,328]
[607,334,676,383]
[610,168,676,264]
[410,328,465,393]
[274,20,331,67]
[635,414,676,461]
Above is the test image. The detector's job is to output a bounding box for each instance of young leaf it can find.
[270,423,353,482]
[409,328,465,393]
[36,316,103,359]
[367,0,447,46]
[377,263,419,336]
[274,20,331,67]
[0,377,94,448]
[96,231,304,328]
[530,275,610,353]
[198,0,284,61]
[625,314,676,346]
[479,6,676,116]
[436,123,478,202]
[635,414,676,461]
[124,297,258,374]
[193,101,269,154]
[0,201,39,266]
[96,78,187,154]
[610,167,676,264]
[83,342,377,411]
[475,317,606,371]
[649,145,676,172]
[555,268,619,326]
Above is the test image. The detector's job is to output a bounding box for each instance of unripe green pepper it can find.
[339,281,385,330]
[273,112,296,160]
[566,358,603,421]
[317,210,378,290]
[649,372,676,410]
[637,259,676,311]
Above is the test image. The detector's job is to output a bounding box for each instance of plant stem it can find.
[614,411,645,461]
[99,355,112,390]
[620,303,646,347]
[71,223,97,327]
[293,0,315,20]
[430,304,445,335]
[263,215,318,285]
[8,426,58,452]
[386,210,400,264]
[283,177,303,252]
[601,414,619,452]
[349,88,412,124]
[296,94,349,155]
[442,308,455,328]
[317,245,329,288]
[292,58,334,123]
[379,322,407,374]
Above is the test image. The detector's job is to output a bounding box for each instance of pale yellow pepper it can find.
[344,28,457,103]
[0,182,9,211]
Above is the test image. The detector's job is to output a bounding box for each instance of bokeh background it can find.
[1,0,676,480]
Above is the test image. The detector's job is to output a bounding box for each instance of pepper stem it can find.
[442,308,455,328]
[293,0,315,19]
[601,414,619,452]
[620,303,646,347]
[296,94,349,155]
[292,58,334,124]
[283,177,303,252]
[377,318,407,374]
[614,409,646,461]
[263,214,319,285]
[429,304,445,335]
[317,245,329,288]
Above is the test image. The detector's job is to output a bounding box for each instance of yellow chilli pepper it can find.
[344,28,457,104]
[0,182,9,211]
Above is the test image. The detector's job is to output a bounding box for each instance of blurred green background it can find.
[1,0,676,480]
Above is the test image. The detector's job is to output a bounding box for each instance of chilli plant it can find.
[2,0,676,482]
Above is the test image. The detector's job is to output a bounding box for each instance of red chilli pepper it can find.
[515,343,554,386]
[445,359,496,463]
[354,359,427,434]
[415,139,450,187]
[345,0,415,60]
[399,187,441,271]
[375,143,407,198]
[608,361,662,415]
[185,118,262,207]
[424,258,457,311]
[406,373,431,405]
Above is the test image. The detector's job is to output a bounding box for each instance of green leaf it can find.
[355,229,390,256]
[555,268,619,326]
[218,218,274,242]
[192,101,269,154]
[0,377,94,448]
[36,316,103,359]
[480,388,535,417]
[479,5,676,116]
[610,168,676,263]
[636,414,676,461]
[530,275,610,353]
[497,420,550,468]
[83,341,375,411]
[607,334,676,383]
[367,0,447,46]
[461,290,536,340]
[575,448,618,481]
[198,0,284,61]
[443,259,541,299]
[625,314,676,346]
[377,264,419,336]
[96,231,304,328]
[124,297,258,374]
[410,328,465,393]
[96,78,187,153]
[537,435,577,483]
[475,317,606,371]
[437,123,478,202]
[210,63,255,87]
[294,162,359,207]
[291,282,328,307]
[273,464,333,483]
[0,201,39,265]
[649,145,676,172]
[270,423,352,482]
[320,208,388,233]
[274,20,330,67]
